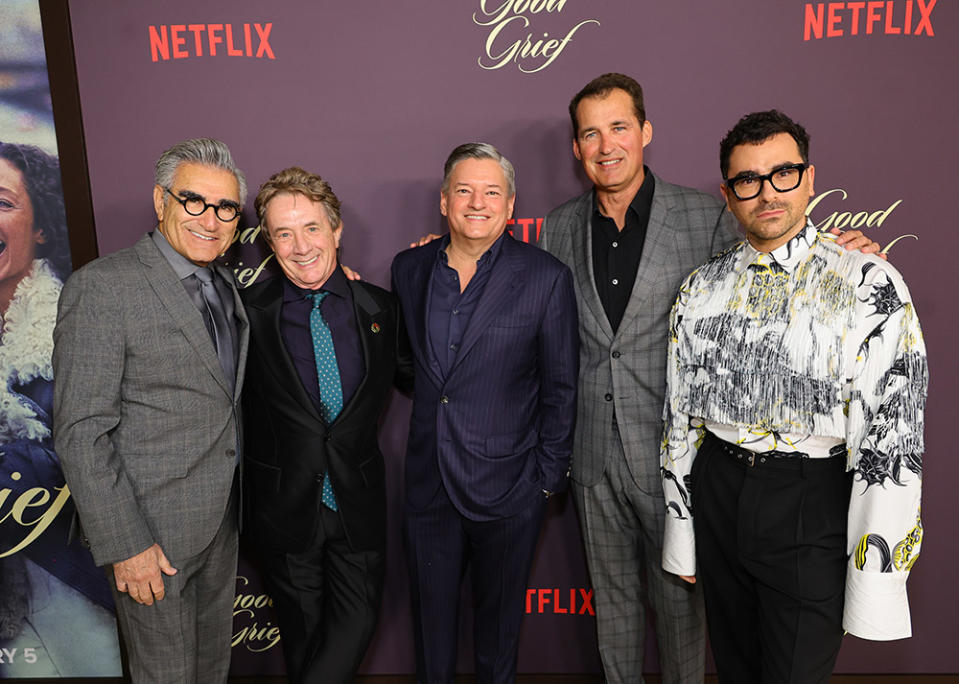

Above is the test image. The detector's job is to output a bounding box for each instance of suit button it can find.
[226,449,236,459]
[440,396,449,404]
[316,474,324,483]
[611,351,621,359]
[604,393,613,402]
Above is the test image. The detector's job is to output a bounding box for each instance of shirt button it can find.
[449,343,458,351]
[226,449,236,459]
[440,396,449,404]
[452,309,459,315]
[612,241,618,248]
[604,393,613,402]
[611,351,621,359]
[611,278,619,285]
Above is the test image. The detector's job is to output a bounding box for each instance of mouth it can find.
[187,229,218,242]
[292,255,319,266]
[465,214,489,221]
[597,159,622,168]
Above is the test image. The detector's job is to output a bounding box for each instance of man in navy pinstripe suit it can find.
[390,143,579,684]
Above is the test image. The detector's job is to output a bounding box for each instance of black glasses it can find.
[164,186,241,222]
[724,163,809,201]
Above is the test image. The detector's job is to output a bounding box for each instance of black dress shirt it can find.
[279,266,364,416]
[591,169,655,333]
[428,232,506,378]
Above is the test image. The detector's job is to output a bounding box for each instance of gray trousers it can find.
[109,481,238,684]
[572,427,706,684]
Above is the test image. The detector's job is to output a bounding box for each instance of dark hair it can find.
[255,166,342,237]
[568,73,646,137]
[0,142,72,280]
[719,110,810,179]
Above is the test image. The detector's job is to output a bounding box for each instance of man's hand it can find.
[113,543,178,605]
[341,264,362,281]
[410,233,443,248]
[680,575,696,584]
[829,227,886,259]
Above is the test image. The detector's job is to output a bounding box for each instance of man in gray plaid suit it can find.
[53,139,248,683]
[538,74,876,683]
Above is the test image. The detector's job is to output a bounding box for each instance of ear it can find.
[806,164,815,197]
[153,185,165,221]
[34,229,47,245]
[642,120,653,148]
[440,191,449,217]
[506,194,516,220]
[333,221,343,249]
[720,183,733,211]
[572,137,582,161]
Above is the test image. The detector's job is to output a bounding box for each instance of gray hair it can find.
[441,142,515,197]
[154,138,247,204]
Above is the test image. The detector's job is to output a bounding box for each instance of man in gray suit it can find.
[52,138,248,683]
[538,74,876,683]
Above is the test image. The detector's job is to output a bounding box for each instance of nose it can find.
[199,206,219,230]
[292,231,309,253]
[468,191,485,209]
[598,132,614,155]
[757,177,779,202]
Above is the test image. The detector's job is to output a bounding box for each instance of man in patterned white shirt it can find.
[660,110,927,683]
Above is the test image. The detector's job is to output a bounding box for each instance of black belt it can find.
[703,431,843,470]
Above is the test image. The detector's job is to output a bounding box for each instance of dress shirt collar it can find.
[436,230,508,269]
[282,264,350,304]
[151,229,206,280]
[740,219,819,273]
[591,165,655,223]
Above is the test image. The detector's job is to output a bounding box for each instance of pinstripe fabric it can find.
[539,174,737,683]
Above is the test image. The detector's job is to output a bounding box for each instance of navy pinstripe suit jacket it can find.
[391,233,579,521]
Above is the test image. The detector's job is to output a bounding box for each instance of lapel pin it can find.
[370,323,381,333]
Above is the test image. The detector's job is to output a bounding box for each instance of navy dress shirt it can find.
[279,266,364,416]
[428,233,506,379]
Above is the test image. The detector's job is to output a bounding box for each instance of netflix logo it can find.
[803,1,937,40]
[149,23,275,62]
[507,217,544,244]
[525,587,595,615]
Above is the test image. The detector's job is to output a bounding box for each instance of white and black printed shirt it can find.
[660,220,927,640]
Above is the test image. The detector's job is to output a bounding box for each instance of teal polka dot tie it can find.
[308,291,342,511]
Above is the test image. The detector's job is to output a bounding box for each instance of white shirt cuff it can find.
[662,514,697,577]
[843,563,912,640]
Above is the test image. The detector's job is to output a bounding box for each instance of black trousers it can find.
[259,504,384,684]
[692,432,852,684]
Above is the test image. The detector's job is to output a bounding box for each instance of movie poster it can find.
[0,0,122,676]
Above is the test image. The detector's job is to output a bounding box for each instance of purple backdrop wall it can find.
[65,0,957,675]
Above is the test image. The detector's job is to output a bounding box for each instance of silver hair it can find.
[154,138,247,204]
[441,142,515,197]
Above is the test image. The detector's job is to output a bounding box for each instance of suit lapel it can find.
[616,174,680,336]
[135,236,232,397]
[448,235,526,376]
[405,245,444,387]
[573,196,614,342]
[246,278,322,423]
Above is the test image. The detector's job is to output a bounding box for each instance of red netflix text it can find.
[149,23,275,62]
[803,1,937,40]
[525,588,595,615]
[507,217,543,244]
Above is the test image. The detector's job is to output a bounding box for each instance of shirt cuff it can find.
[843,563,912,640]
[662,514,697,577]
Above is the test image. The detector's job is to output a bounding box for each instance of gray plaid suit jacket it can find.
[52,233,249,567]
[539,173,738,492]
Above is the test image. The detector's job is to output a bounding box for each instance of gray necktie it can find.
[194,267,236,392]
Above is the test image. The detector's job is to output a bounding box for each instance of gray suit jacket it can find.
[539,173,737,492]
[52,233,249,567]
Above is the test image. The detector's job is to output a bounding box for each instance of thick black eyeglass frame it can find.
[724,162,809,200]
[163,186,241,222]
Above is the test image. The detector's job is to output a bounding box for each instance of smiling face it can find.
[0,158,44,311]
[440,157,515,252]
[720,132,815,252]
[263,192,341,290]
[572,88,653,198]
[152,162,240,266]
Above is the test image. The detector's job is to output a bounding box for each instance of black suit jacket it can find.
[240,272,413,553]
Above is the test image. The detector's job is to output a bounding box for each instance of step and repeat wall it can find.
[2,0,955,677]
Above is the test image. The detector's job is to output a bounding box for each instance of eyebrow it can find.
[729,161,802,178]
[178,188,241,207]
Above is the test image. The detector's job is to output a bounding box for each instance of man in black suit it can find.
[240,167,413,683]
